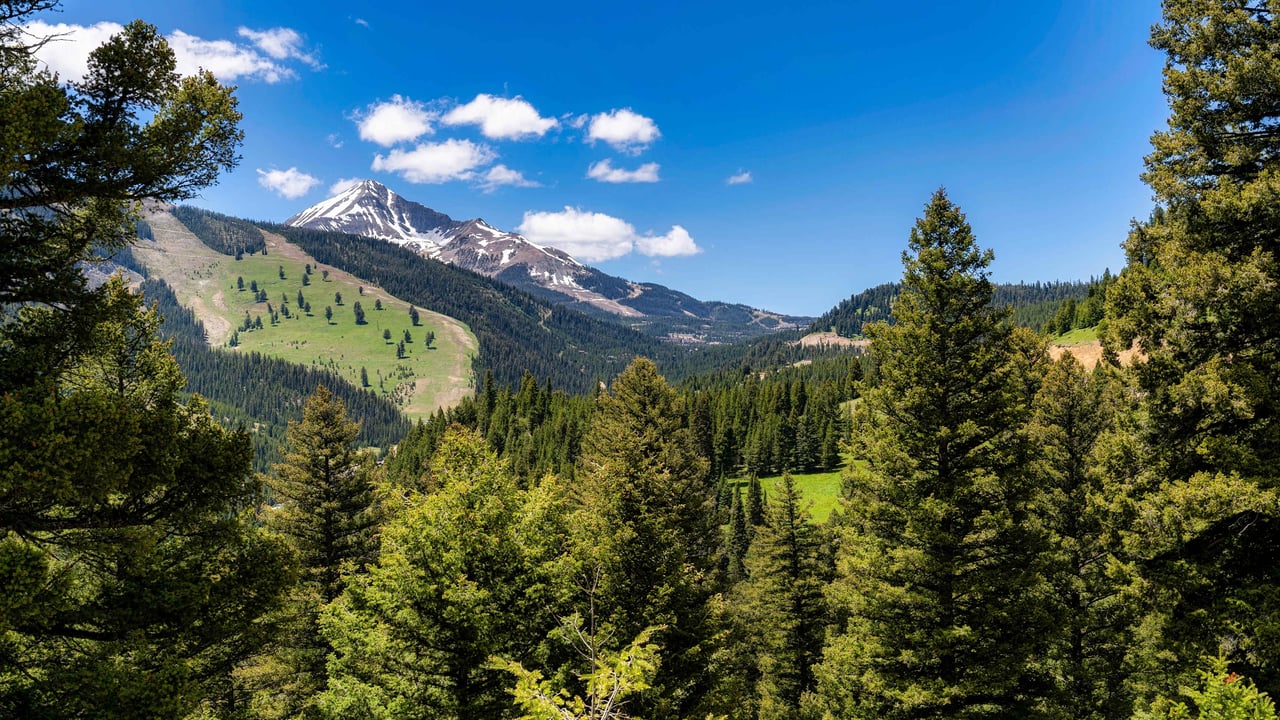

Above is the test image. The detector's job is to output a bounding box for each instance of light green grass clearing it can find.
[1052,326,1099,345]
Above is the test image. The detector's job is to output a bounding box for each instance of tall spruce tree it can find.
[573,357,718,717]
[744,473,829,720]
[321,428,569,720]
[811,189,1051,719]
[1031,356,1132,720]
[246,385,378,719]
[1104,0,1280,698]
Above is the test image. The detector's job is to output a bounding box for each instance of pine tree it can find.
[321,428,566,720]
[1032,356,1132,720]
[249,385,378,719]
[746,473,766,526]
[812,190,1051,719]
[1103,0,1280,697]
[745,473,828,720]
[727,486,750,581]
[0,13,287,714]
[573,357,717,716]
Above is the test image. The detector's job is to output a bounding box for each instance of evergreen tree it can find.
[745,473,829,720]
[324,305,332,324]
[0,11,287,714]
[812,190,1051,719]
[352,300,365,325]
[573,357,718,716]
[1032,356,1133,720]
[1103,0,1280,698]
[321,428,568,720]
[727,486,750,581]
[247,385,378,719]
[746,473,766,526]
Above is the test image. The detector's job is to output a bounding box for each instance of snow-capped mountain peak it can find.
[282,181,809,336]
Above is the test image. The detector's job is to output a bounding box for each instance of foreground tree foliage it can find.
[812,190,1052,719]
[572,357,719,717]
[0,6,291,717]
[321,428,571,720]
[1031,356,1134,720]
[1105,0,1280,700]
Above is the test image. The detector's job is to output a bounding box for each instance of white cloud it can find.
[237,27,322,69]
[442,94,558,140]
[587,108,660,154]
[24,21,314,84]
[326,133,343,149]
[566,113,588,129]
[371,138,496,184]
[726,170,753,185]
[478,165,539,193]
[329,177,363,195]
[21,20,122,81]
[517,207,700,262]
[353,18,370,28]
[636,225,699,257]
[355,95,436,146]
[257,167,321,199]
[587,159,660,184]
[168,30,296,83]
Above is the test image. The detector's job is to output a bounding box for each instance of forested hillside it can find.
[138,275,410,471]
[809,279,1098,336]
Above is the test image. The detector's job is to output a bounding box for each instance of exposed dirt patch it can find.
[132,211,233,343]
[1048,339,1141,368]
[797,331,870,350]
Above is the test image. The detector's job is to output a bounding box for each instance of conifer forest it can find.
[5,1,1280,718]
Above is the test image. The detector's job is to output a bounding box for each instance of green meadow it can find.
[134,213,477,420]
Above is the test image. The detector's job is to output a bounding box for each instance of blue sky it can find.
[34,1,1167,316]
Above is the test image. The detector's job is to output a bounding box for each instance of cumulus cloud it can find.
[23,21,319,84]
[587,108,660,154]
[478,165,539,193]
[587,159,660,184]
[636,225,698,257]
[355,95,437,147]
[517,207,700,262]
[726,170,753,185]
[169,30,297,82]
[21,20,122,81]
[257,167,321,199]
[237,26,322,69]
[371,138,496,184]
[329,177,363,195]
[442,94,558,140]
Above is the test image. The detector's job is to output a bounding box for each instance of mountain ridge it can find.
[285,180,811,342]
